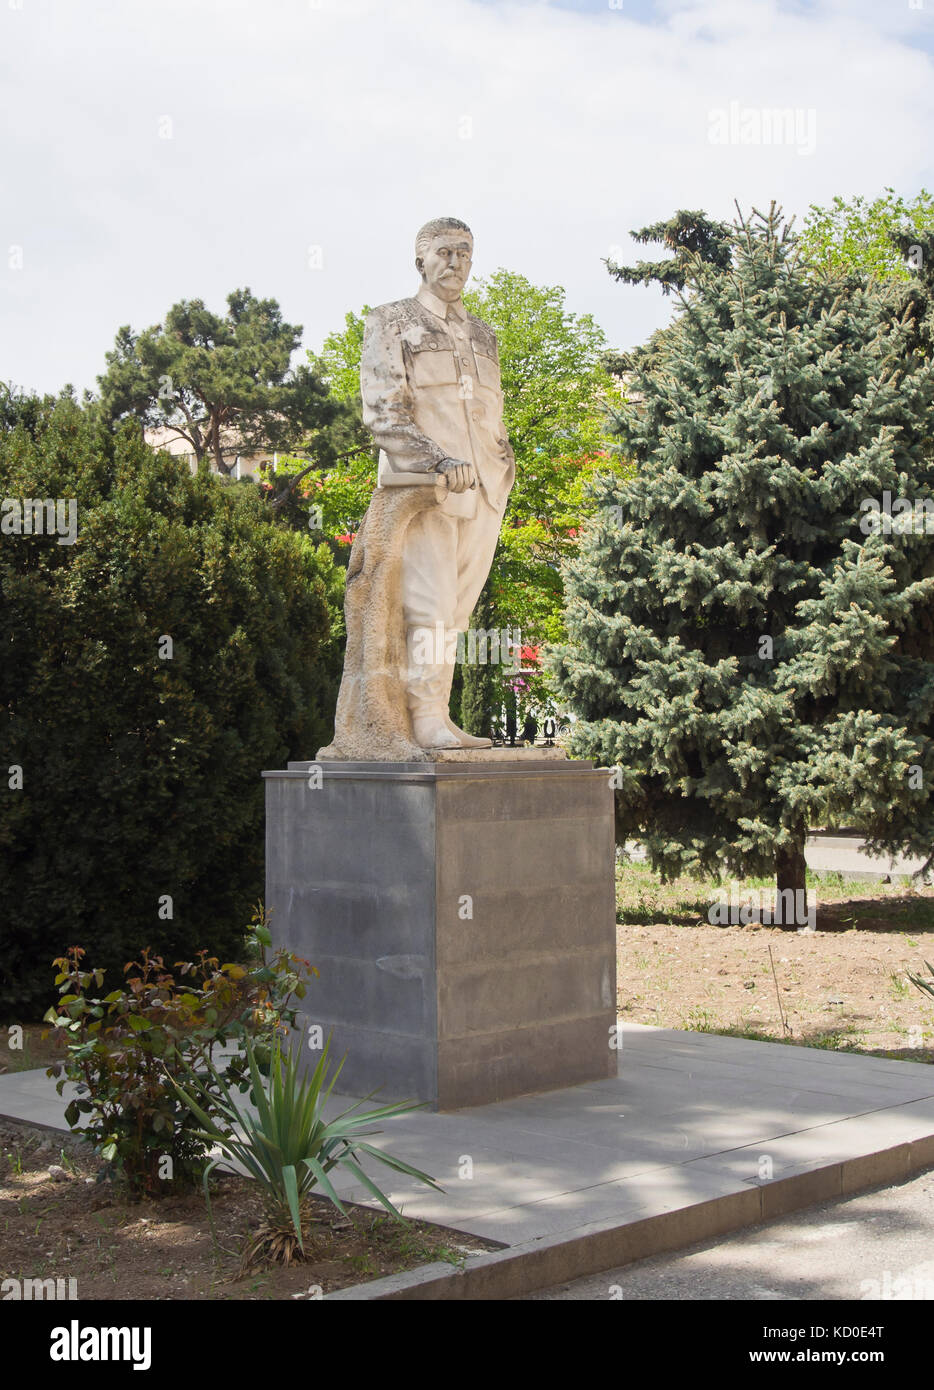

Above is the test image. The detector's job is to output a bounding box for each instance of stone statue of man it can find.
[318,218,515,761]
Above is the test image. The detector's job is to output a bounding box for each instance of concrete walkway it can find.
[623,835,931,880]
[3,1024,933,1297]
[803,833,931,881]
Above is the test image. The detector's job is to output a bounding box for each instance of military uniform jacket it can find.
[360,285,515,519]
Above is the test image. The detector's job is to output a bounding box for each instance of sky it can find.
[1,0,933,395]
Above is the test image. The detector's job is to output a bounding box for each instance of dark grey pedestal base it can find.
[263,756,617,1109]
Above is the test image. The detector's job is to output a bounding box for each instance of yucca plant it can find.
[170,1033,443,1268]
[907,961,934,1001]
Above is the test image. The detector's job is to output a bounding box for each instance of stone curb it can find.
[325,1134,934,1300]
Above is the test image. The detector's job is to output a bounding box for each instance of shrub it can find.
[0,395,341,1016]
[44,910,315,1198]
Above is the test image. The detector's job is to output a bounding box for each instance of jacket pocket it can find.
[474,350,501,393]
[410,342,458,387]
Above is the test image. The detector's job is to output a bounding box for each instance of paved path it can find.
[521,1166,934,1299]
[623,836,931,880]
[804,835,931,881]
[2,1025,933,1262]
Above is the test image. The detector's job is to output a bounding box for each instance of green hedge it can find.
[0,397,340,1017]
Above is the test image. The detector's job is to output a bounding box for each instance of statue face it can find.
[417,230,473,302]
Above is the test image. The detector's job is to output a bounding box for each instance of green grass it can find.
[890,972,912,1000]
[615,858,934,934]
[686,1019,865,1053]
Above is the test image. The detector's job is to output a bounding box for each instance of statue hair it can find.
[415,217,473,261]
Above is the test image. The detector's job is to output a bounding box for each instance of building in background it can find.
[144,424,279,480]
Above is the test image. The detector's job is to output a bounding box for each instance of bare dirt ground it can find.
[0,1116,498,1299]
[616,861,934,1060]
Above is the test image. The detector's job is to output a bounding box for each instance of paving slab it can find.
[3,1023,933,1298]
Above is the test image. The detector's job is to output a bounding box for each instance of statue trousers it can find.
[401,492,504,718]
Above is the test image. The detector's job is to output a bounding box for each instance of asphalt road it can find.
[520,1166,934,1300]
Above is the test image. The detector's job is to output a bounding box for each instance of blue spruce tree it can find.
[553,204,934,924]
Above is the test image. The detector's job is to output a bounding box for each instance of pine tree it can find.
[605,209,733,296]
[552,204,934,923]
[98,288,344,476]
[602,211,734,384]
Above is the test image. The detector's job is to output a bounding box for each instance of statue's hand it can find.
[498,437,515,466]
[436,458,477,493]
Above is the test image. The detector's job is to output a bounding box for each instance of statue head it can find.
[415,217,474,303]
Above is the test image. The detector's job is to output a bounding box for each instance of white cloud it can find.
[0,0,932,393]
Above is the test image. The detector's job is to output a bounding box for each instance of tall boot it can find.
[437,626,492,747]
[407,624,460,749]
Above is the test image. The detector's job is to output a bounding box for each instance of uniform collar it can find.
[416,284,467,322]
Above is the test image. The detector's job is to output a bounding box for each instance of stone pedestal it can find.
[263,752,617,1109]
